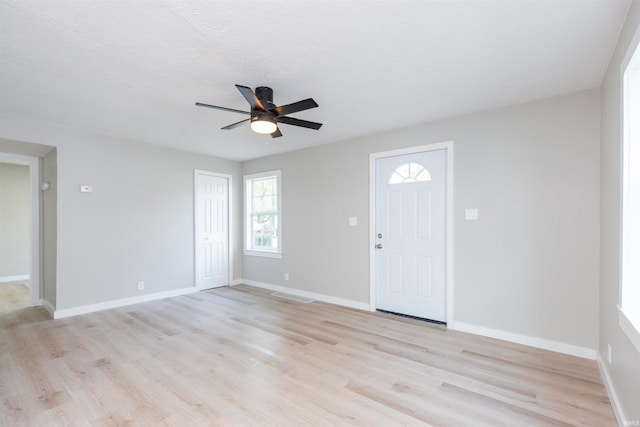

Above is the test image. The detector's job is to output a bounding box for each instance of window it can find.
[244,170,281,258]
[388,162,432,184]
[621,32,640,353]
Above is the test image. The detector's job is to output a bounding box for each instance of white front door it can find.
[195,172,229,290]
[375,149,447,322]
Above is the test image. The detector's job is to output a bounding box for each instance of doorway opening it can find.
[0,153,41,311]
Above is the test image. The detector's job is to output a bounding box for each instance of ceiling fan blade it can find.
[273,98,318,116]
[277,116,323,130]
[195,102,249,115]
[270,127,283,138]
[236,84,266,111]
[221,118,250,130]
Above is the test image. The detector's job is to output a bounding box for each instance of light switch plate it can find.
[349,217,358,226]
[465,208,478,220]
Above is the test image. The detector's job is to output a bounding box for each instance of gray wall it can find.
[42,149,57,306]
[56,137,242,310]
[0,115,242,311]
[243,89,601,351]
[0,163,30,279]
[600,0,640,421]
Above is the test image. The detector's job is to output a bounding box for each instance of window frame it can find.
[619,25,640,355]
[244,170,282,258]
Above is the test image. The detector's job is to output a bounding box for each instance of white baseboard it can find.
[234,281,597,360]
[235,279,370,311]
[0,274,30,283]
[41,299,55,318]
[596,352,626,427]
[53,286,198,319]
[454,322,597,360]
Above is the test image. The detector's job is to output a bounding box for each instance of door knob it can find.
[375,243,383,249]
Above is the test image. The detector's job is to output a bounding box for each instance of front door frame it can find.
[369,142,454,326]
[194,170,232,290]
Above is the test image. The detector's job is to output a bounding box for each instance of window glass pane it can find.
[409,163,423,176]
[252,214,276,248]
[416,169,431,181]
[245,171,281,254]
[252,195,263,213]
[252,179,263,196]
[622,42,640,335]
[398,163,410,178]
[268,178,276,195]
[389,172,403,184]
[388,162,432,184]
[263,194,274,212]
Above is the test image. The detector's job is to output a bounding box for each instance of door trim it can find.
[0,152,41,307]
[194,170,232,290]
[369,142,454,326]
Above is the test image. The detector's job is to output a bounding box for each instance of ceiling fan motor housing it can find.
[255,86,274,105]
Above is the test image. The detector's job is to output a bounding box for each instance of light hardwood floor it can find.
[0,285,615,426]
[0,281,30,313]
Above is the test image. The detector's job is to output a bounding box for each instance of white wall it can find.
[243,89,601,352]
[0,162,30,279]
[0,114,242,311]
[599,0,640,422]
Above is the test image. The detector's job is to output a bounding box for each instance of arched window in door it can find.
[388,162,432,184]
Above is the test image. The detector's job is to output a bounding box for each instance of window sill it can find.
[618,305,640,355]
[244,249,282,259]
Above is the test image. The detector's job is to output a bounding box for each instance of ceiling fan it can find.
[196,85,322,138]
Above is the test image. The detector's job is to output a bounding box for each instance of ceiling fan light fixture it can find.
[250,114,278,134]
[196,84,322,138]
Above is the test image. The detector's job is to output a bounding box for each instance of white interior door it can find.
[375,149,447,321]
[195,172,229,290]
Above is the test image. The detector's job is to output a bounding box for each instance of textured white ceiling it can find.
[0,0,631,161]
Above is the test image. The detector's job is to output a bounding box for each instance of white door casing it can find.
[369,142,454,325]
[195,171,230,290]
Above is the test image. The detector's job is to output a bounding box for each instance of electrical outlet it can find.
[137,281,144,291]
[284,273,289,281]
[607,344,612,364]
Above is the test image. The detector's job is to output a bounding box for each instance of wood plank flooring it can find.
[0,281,30,313]
[0,285,616,426]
